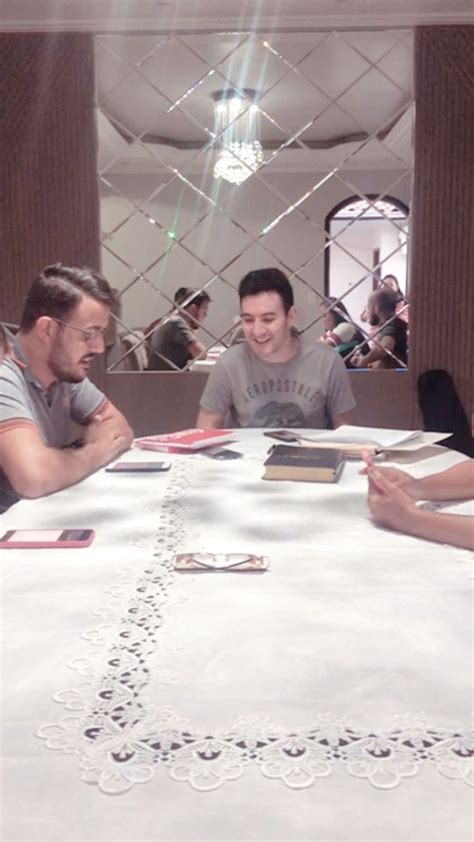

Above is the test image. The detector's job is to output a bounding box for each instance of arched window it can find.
[324,194,409,313]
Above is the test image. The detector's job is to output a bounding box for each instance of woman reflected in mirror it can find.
[319,297,366,363]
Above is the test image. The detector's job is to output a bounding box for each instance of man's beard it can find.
[48,341,90,383]
[369,313,380,327]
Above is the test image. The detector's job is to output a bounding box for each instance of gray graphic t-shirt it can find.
[199,340,356,428]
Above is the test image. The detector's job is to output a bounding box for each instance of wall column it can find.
[410,26,474,419]
[0,34,99,324]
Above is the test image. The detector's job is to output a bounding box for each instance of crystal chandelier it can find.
[212,89,263,186]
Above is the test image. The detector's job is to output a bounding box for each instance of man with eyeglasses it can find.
[0,263,134,511]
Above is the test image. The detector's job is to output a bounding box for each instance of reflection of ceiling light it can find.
[335,199,406,219]
[212,89,263,186]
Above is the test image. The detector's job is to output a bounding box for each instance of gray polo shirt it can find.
[199,339,356,428]
[0,329,106,511]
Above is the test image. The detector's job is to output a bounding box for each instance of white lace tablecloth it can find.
[1,431,472,841]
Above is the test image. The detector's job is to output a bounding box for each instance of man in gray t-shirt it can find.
[197,268,356,429]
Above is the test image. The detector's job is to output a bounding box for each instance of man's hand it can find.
[349,351,365,368]
[83,413,130,466]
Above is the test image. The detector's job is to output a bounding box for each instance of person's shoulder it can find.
[0,356,27,389]
[217,343,249,367]
[68,376,103,397]
[299,339,338,362]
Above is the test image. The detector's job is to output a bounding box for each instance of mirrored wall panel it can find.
[96,29,413,372]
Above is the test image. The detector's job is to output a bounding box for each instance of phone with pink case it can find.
[0,529,95,548]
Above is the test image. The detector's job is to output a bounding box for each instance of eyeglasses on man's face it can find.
[53,318,108,344]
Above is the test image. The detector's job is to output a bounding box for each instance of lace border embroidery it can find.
[36,459,474,794]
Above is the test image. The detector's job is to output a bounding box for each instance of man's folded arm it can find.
[87,399,134,444]
[0,411,133,498]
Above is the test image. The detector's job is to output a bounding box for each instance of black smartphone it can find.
[203,446,243,460]
[263,430,299,443]
[106,461,171,472]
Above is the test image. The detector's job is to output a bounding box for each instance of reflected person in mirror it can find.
[0,264,134,512]
[197,268,356,429]
[351,288,408,370]
[319,297,366,361]
[360,274,409,325]
[146,287,210,371]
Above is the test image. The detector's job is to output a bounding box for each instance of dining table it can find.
[1,430,472,842]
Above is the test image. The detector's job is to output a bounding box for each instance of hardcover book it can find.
[263,444,344,483]
[135,428,235,452]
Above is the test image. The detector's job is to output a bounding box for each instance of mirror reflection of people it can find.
[197,268,356,429]
[146,287,210,371]
[351,288,408,369]
[362,455,474,550]
[0,264,134,512]
[319,297,365,359]
[361,274,409,325]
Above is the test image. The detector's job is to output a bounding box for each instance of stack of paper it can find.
[290,426,450,453]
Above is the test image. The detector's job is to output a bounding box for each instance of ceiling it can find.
[2,1,468,176]
[0,0,472,31]
[96,28,415,177]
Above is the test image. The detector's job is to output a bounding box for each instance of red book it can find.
[135,428,235,452]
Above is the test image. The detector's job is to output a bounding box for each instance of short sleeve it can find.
[199,357,233,416]
[0,360,35,430]
[171,320,195,348]
[325,353,356,419]
[69,378,107,425]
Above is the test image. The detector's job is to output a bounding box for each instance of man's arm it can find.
[332,409,355,428]
[88,399,134,445]
[196,407,225,429]
[351,335,395,368]
[0,417,131,499]
[196,355,233,429]
[186,339,207,361]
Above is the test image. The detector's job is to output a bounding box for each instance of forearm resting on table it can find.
[415,461,474,501]
[0,420,131,498]
[2,440,110,498]
[404,506,474,550]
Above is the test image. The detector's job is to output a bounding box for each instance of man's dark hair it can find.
[174,287,211,310]
[372,287,398,317]
[19,263,117,332]
[238,268,294,314]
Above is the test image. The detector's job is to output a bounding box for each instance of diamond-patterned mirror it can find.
[96,29,413,373]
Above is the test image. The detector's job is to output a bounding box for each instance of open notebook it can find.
[292,426,450,450]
